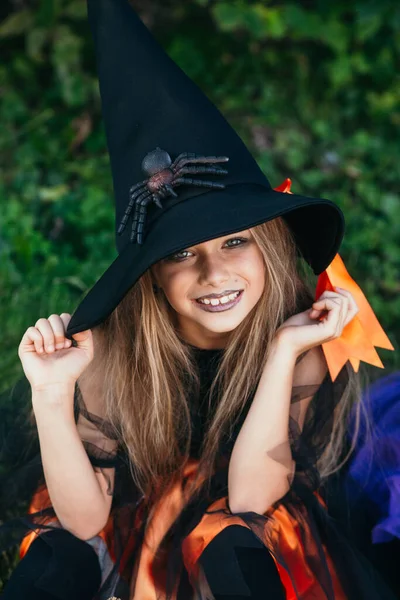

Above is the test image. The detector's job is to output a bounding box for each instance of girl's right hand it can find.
[18,313,94,391]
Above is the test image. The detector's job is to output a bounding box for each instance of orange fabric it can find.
[183,494,346,600]
[131,457,347,598]
[21,458,346,599]
[19,484,116,562]
[19,485,55,559]
[274,178,394,381]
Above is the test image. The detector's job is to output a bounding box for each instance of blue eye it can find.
[166,237,248,262]
[226,237,248,247]
[170,250,190,261]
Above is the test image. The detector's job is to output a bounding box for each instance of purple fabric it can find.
[346,371,400,543]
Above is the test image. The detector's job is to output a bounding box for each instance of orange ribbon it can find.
[274,178,395,382]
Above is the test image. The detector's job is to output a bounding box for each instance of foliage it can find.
[1,0,399,391]
[1,0,399,586]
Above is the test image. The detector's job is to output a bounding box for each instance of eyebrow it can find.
[193,232,250,248]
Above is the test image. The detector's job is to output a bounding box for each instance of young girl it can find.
[0,0,395,598]
[2,221,395,600]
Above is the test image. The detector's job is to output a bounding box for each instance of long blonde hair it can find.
[78,217,367,507]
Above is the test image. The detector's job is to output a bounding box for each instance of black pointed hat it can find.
[66,0,345,337]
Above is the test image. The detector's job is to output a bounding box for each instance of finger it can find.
[312,290,345,317]
[331,291,349,333]
[334,287,360,322]
[30,327,45,354]
[342,304,359,329]
[314,290,349,315]
[48,314,69,350]
[71,329,94,360]
[59,313,73,348]
[309,309,324,320]
[315,289,348,301]
[322,295,349,333]
[315,290,354,329]
[314,297,345,338]
[19,326,45,355]
[330,288,356,330]
[34,318,56,353]
[316,288,357,325]
[72,329,93,348]
[312,295,343,311]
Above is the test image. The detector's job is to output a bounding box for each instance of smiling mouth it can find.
[194,290,244,312]
[196,290,241,305]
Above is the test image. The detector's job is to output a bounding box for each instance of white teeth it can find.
[197,291,240,306]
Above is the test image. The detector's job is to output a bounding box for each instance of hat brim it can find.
[66,183,344,337]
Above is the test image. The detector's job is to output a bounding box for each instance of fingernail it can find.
[47,344,54,351]
[56,342,64,349]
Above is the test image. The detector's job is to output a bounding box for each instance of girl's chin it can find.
[194,315,246,333]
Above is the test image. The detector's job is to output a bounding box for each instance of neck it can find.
[176,326,231,350]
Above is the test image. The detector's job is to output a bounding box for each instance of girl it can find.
[0,0,395,598]
[2,222,394,600]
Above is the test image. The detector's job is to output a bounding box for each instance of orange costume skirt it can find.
[19,457,347,600]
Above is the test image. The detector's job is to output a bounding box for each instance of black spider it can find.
[117,147,229,244]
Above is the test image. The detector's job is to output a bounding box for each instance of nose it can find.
[197,253,230,288]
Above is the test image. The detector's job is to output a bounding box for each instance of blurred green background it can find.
[1,0,399,391]
[0,0,399,586]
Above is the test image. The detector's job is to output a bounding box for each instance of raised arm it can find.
[228,340,327,515]
[19,313,114,541]
[228,285,358,515]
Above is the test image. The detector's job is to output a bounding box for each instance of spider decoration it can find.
[117,147,229,244]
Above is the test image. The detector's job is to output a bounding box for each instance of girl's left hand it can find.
[275,287,359,357]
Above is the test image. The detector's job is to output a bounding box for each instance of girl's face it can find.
[151,229,265,349]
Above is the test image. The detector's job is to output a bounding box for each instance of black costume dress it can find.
[0,345,397,600]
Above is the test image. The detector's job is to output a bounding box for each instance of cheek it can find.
[160,271,191,306]
[241,254,265,290]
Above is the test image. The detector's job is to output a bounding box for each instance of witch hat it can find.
[65,0,344,338]
[65,0,394,379]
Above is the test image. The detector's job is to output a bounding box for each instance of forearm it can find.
[32,384,113,540]
[228,339,297,514]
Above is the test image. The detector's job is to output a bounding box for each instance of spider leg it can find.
[153,192,164,208]
[129,179,148,195]
[135,194,156,244]
[173,166,228,180]
[171,153,229,172]
[204,164,228,172]
[170,152,194,170]
[117,183,148,235]
[162,184,178,199]
[173,177,226,190]
[130,190,152,243]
